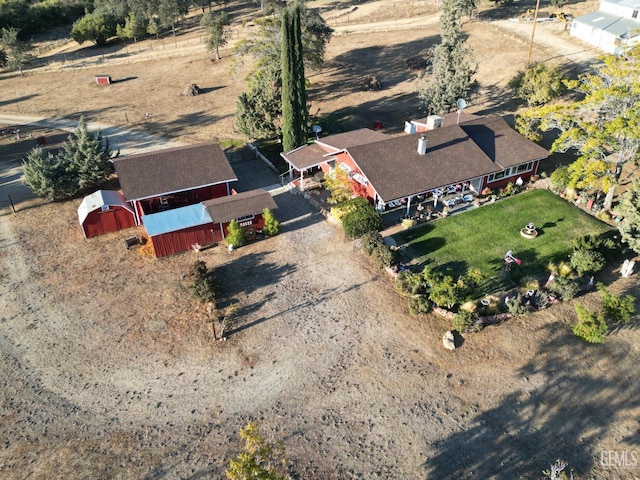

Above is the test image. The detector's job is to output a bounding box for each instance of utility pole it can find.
[527,0,541,64]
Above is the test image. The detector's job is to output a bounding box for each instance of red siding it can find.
[151,223,222,258]
[82,206,136,238]
[483,160,540,191]
[137,183,232,218]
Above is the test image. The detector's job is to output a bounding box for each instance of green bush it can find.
[453,310,479,333]
[572,303,607,344]
[547,276,580,301]
[262,208,280,236]
[225,220,247,248]
[395,271,427,296]
[408,294,431,316]
[572,233,617,259]
[423,269,461,309]
[506,295,529,316]
[189,261,218,304]
[570,249,606,276]
[549,166,570,194]
[508,62,564,106]
[598,284,636,324]
[341,197,382,238]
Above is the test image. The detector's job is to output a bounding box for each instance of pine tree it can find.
[617,179,640,254]
[22,117,113,201]
[418,0,477,115]
[22,148,75,201]
[61,116,114,193]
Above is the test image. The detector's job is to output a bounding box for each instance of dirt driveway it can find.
[1,0,640,478]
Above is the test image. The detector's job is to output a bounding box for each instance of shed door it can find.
[101,211,118,232]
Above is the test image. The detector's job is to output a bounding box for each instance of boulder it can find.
[182,84,202,96]
[442,331,456,351]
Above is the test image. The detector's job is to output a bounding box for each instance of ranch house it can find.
[280,114,548,213]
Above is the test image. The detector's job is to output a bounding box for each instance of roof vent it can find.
[426,115,443,130]
[418,134,428,155]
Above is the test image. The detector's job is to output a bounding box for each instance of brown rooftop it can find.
[349,126,502,202]
[314,128,388,151]
[113,143,237,201]
[280,143,330,171]
[459,115,549,168]
[203,189,277,224]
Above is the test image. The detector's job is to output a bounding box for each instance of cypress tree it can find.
[292,1,308,146]
[281,7,296,151]
[280,1,308,152]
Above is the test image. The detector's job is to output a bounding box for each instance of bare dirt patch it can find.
[1,1,640,478]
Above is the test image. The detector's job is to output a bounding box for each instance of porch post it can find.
[406,196,412,216]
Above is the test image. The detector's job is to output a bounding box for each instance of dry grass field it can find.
[1,1,639,479]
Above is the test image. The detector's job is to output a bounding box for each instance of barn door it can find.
[101,211,118,232]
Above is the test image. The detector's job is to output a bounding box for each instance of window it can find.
[237,214,255,227]
[488,170,506,182]
[516,162,534,174]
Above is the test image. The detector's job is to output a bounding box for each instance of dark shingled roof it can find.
[459,115,549,168]
[113,143,237,201]
[315,128,388,151]
[203,189,277,224]
[280,143,330,171]
[348,125,502,202]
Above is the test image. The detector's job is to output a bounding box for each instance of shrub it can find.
[570,249,606,276]
[572,233,617,259]
[520,276,540,291]
[361,230,383,255]
[547,276,580,301]
[189,261,217,304]
[225,219,247,248]
[360,231,396,268]
[408,294,431,316]
[508,62,564,106]
[262,208,280,236]
[506,295,529,316]
[424,269,461,309]
[572,303,607,343]
[549,166,570,194]
[395,270,427,296]
[531,290,550,310]
[453,310,479,333]
[598,284,636,324]
[341,197,382,238]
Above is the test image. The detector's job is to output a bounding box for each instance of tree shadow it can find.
[425,321,640,478]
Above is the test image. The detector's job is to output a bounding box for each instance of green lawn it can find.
[392,190,612,280]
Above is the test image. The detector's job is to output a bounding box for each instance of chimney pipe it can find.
[418,134,428,155]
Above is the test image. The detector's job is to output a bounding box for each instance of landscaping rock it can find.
[442,331,456,351]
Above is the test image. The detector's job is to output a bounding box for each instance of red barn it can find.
[143,189,278,258]
[113,143,238,225]
[78,190,136,238]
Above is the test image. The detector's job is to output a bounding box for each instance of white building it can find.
[570,0,640,54]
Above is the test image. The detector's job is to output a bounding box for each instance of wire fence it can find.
[31,36,210,73]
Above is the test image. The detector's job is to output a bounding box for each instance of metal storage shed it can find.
[142,203,217,258]
[78,190,136,238]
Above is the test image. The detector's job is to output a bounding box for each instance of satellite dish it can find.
[312,124,322,138]
[456,98,467,124]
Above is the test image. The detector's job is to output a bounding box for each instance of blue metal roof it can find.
[143,204,212,236]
